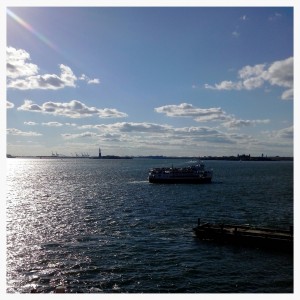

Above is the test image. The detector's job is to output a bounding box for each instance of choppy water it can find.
[6,158,293,293]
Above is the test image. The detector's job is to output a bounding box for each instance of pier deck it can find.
[193,221,293,253]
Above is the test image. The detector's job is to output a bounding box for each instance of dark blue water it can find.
[6,158,293,293]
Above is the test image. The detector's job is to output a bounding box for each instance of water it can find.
[6,158,293,293]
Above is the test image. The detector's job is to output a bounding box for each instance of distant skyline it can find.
[5,4,294,157]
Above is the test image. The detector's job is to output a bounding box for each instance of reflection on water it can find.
[7,159,293,293]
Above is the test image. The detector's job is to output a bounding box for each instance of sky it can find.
[5,3,295,157]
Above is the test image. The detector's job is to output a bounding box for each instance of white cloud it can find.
[275,126,293,139]
[232,30,240,38]
[262,126,293,145]
[24,121,78,127]
[101,133,123,141]
[204,57,293,100]
[7,47,100,90]
[7,100,15,109]
[77,124,95,130]
[242,77,265,90]
[29,119,290,156]
[92,122,173,133]
[7,128,42,136]
[240,15,249,21]
[24,121,38,126]
[7,46,38,79]
[17,99,128,119]
[222,118,270,129]
[88,78,100,84]
[58,64,77,87]
[7,63,77,90]
[154,103,271,129]
[155,103,270,133]
[238,63,265,79]
[155,103,227,122]
[65,122,77,127]
[204,81,243,90]
[75,121,257,146]
[99,108,128,118]
[79,74,100,84]
[42,122,64,127]
[61,131,98,139]
[281,89,293,100]
[264,57,293,89]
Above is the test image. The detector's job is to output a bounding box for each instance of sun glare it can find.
[7,8,58,51]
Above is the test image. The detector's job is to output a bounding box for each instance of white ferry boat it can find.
[148,162,213,184]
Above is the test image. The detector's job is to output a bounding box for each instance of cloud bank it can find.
[7,128,42,136]
[154,103,269,128]
[67,120,291,156]
[7,46,100,90]
[205,57,293,100]
[155,103,227,122]
[17,99,128,119]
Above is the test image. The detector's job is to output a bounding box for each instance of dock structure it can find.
[193,220,293,253]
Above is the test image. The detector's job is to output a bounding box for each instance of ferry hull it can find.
[148,176,212,184]
[148,161,213,184]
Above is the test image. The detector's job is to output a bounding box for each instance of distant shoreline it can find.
[136,156,293,161]
[6,154,293,161]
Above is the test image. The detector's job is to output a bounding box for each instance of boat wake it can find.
[129,180,149,184]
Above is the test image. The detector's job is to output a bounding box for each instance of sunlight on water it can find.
[6,158,293,293]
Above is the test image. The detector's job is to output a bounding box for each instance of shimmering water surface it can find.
[6,158,293,293]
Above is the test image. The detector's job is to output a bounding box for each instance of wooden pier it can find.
[193,219,293,253]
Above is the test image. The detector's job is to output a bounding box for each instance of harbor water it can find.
[6,158,293,293]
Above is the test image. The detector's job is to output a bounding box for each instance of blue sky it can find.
[5,4,294,157]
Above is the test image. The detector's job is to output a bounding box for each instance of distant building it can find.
[237,154,251,161]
